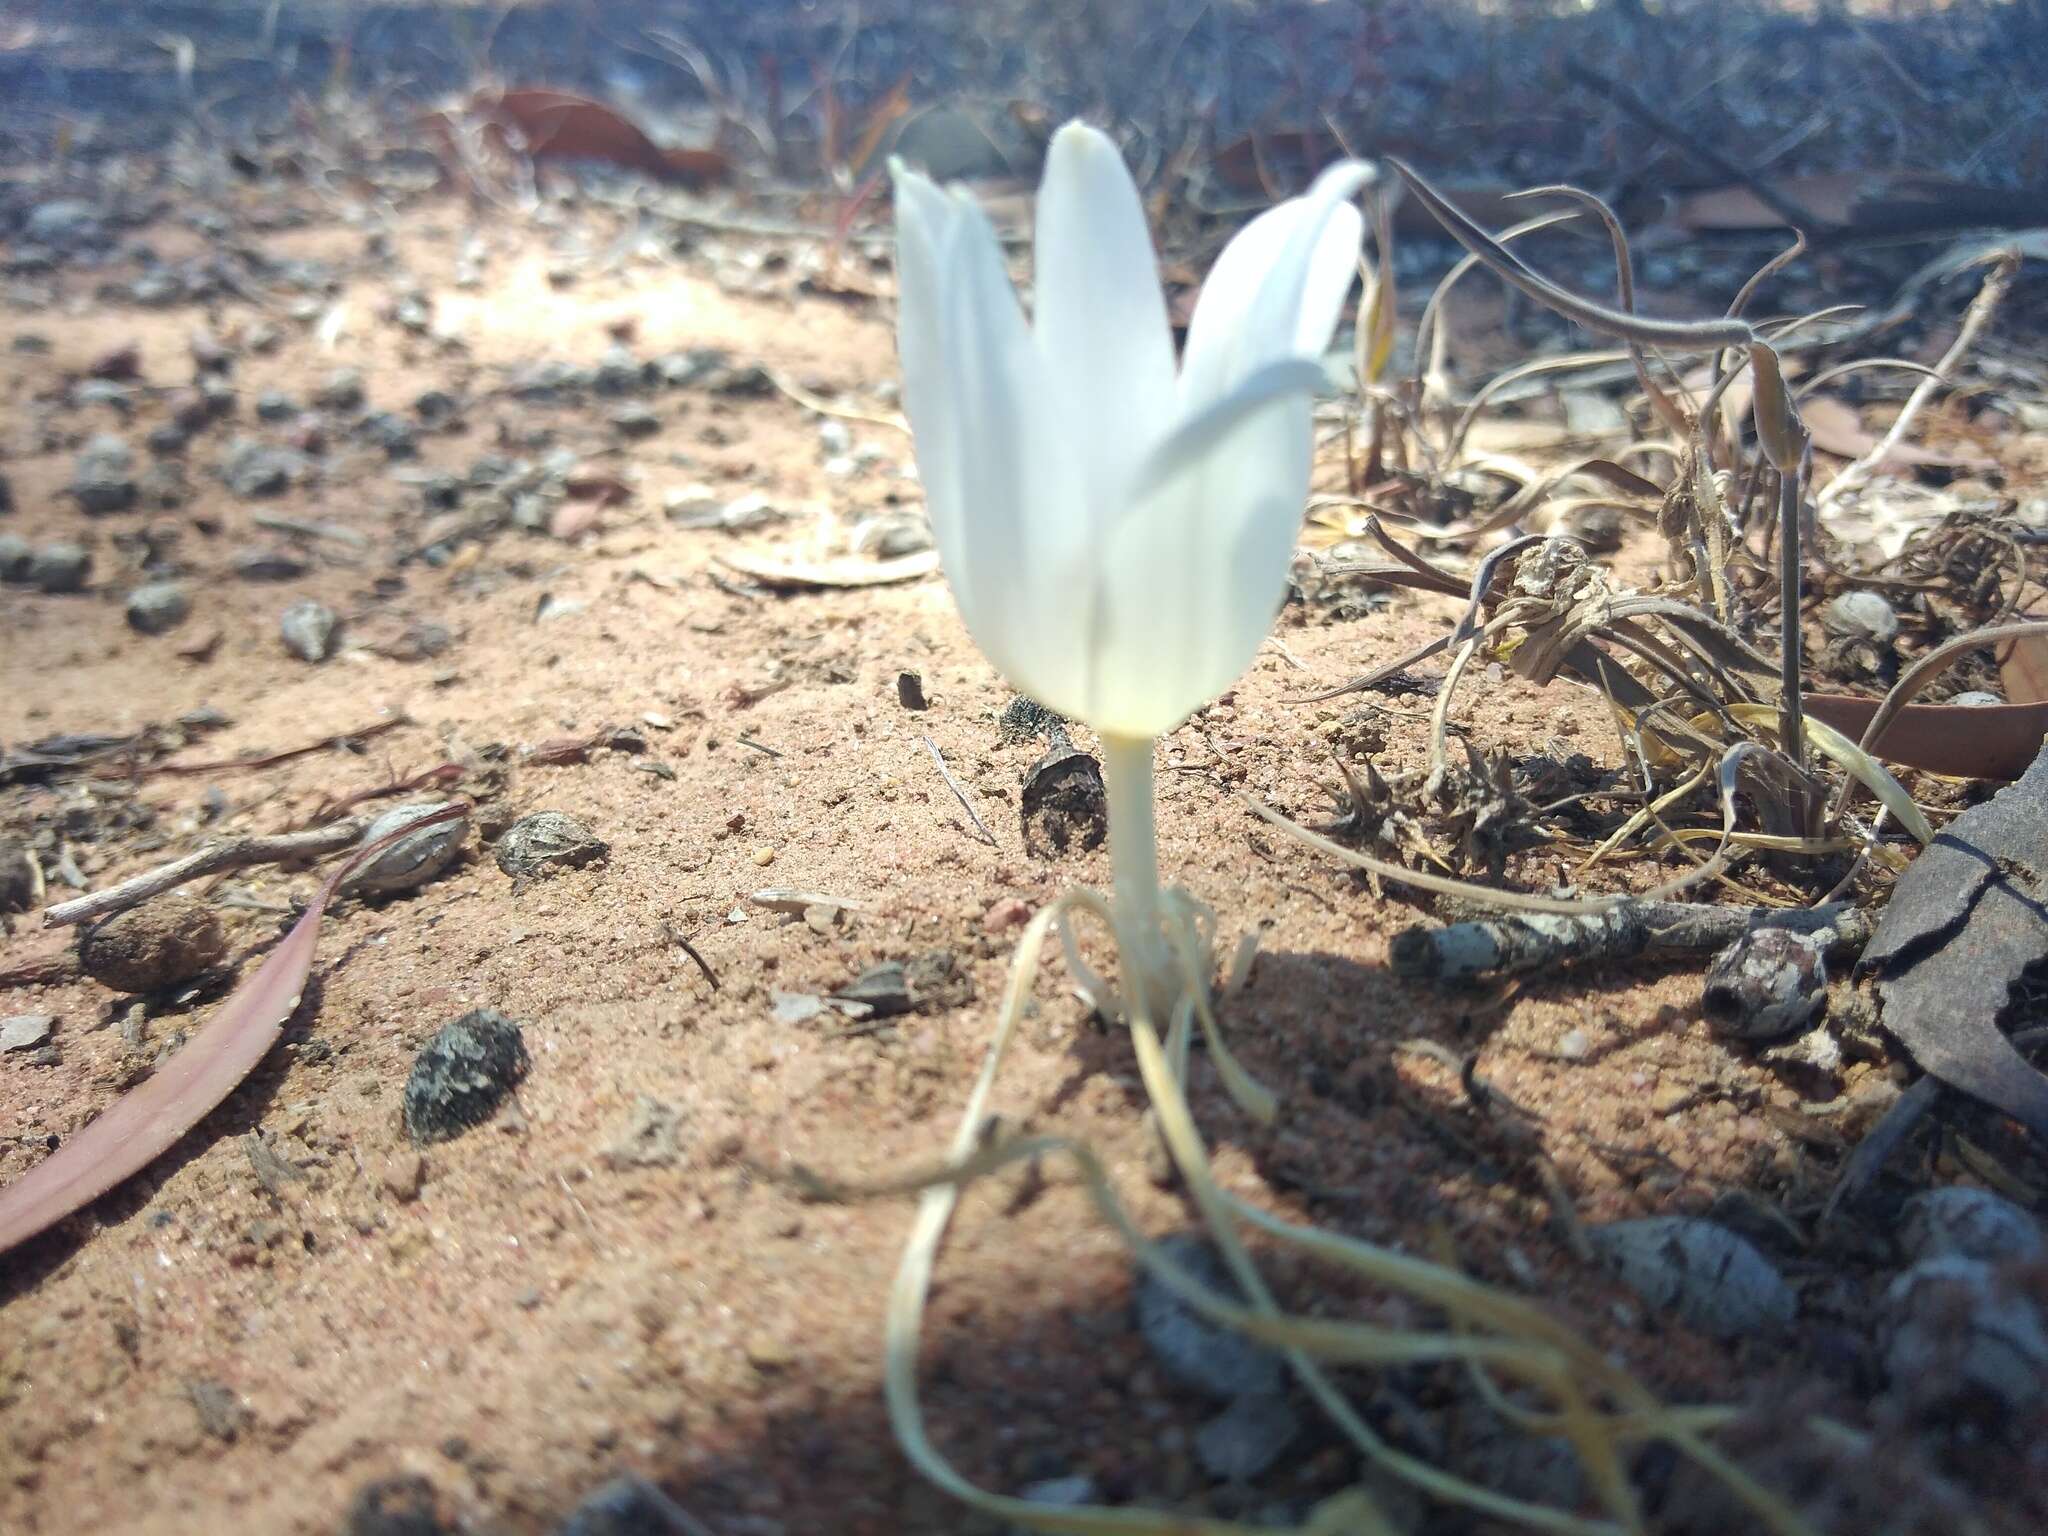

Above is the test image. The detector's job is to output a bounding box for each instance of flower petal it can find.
[1178,161,1372,416]
[1032,122,1178,515]
[930,188,1089,715]
[1089,364,1321,735]
[890,162,963,597]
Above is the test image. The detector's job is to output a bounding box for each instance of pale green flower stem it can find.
[1101,731,1177,1020]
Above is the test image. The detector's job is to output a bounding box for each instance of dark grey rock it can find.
[130,270,185,306]
[280,598,341,662]
[126,581,191,635]
[1589,1216,1795,1339]
[232,547,308,582]
[344,1474,453,1536]
[314,367,365,412]
[591,345,645,396]
[361,411,419,460]
[1194,1390,1301,1482]
[73,433,137,514]
[403,1008,530,1143]
[1135,1234,1286,1401]
[414,389,461,427]
[139,460,190,509]
[30,542,91,593]
[221,437,306,498]
[495,812,608,878]
[607,402,662,439]
[255,390,298,422]
[555,1474,698,1536]
[0,533,32,582]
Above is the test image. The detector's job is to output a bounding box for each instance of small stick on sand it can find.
[43,819,369,929]
[1391,900,1874,982]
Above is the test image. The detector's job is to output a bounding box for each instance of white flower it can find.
[893,121,1368,739]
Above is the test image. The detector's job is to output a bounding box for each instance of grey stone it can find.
[591,345,645,396]
[1,1014,54,1052]
[1135,1233,1286,1401]
[73,434,137,514]
[220,437,306,498]
[255,391,298,421]
[1589,1216,1795,1339]
[314,367,365,412]
[1194,1390,1301,1482]
[402,1008,529,1143]
[30,542,91,593]
[280,598,341,662]
[607,402,662,439]
[125,581,191,635]
[232,547,308,582]
[495,812,608,878]
[0,533,32,582]
[555,1474,697,1536]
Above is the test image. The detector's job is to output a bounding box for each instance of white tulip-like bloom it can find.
[893,121,1368,741]
[893,121,1367,1010]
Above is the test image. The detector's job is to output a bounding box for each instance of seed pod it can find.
[1702,927,1829,1040]
[1749,342,1808,475]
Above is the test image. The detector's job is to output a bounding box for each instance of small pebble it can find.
[378,1150,424,1202]
[314,367,365,412]
[1135,1233,1286,1401]
[1589,1216,1795,1339]
[31,541,92,593]
[1,1014,54,1052]
[1194,1390,1301,1482]
[608,402,662,438]
[982,896,1030,934]
[0,533,36,582]
[555,1474,700,1536]
[1822,591,1900,645]
[344,1474,454,1536]
[280,598,341,662]
[495,811,608,878]
[751,845,776,867]
[78,894,226,993]
[73,433,137,514]
[402,1008,529,1143]
[125,581,191,635]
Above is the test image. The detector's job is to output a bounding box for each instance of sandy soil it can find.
[2,160,2044,1536]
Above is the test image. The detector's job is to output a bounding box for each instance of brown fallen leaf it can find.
[712,548,940,590]
[1673,173,2048,238]
[1800,394,1995,473]
[1997,627,2048,709]
[1857,743,2048,1143]
[0,803,470,1257]
[421,88,729,192]
[1804,694,2048,782]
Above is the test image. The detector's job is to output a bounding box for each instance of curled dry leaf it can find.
[1857,743,2048,1142]
[0,803,471,1257]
